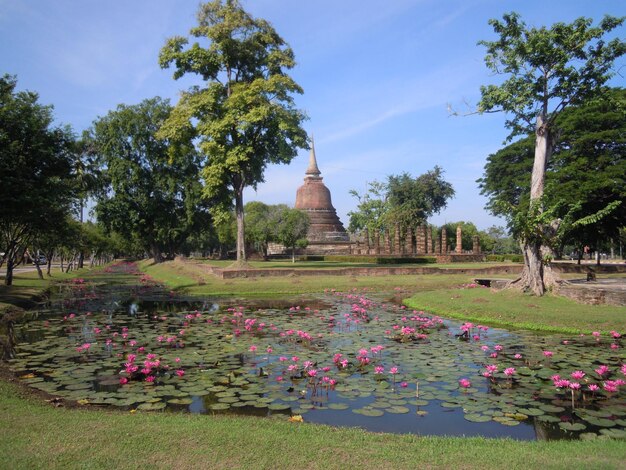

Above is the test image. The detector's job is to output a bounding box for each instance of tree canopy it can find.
[89,97,210,262]
[349,166,454,234]
[477,12,625,295]
[479,88,626,258]
[0,74,76,285]
[158,0,308,263]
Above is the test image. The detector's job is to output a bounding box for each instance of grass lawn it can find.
[1,379,624,470]
[139,259,474,297]
[405,287,626,334]
[0,268,95,314]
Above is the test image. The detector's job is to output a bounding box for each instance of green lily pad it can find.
[464,413,492,423]
[559,422,586,432]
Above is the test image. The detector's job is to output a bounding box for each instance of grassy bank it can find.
[139,259,474,297]
[0,268,95,314]
[142,260,625,334]
[405,287,626,334]
[0,379,623,470]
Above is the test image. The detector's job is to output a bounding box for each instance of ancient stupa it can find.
[295,140,349,242]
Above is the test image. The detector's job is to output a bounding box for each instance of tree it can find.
[478,13,625,295]
[0,75,76,285]
[245,201,280,258]
[274,207,310,263]
[90,97,209,263]
[386,166,454,229]
[348,181,388,234]
[478,88,626,261]
[348,167,454,234]
[158,0,308,264]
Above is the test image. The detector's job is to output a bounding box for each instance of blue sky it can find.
[1,1,623,230]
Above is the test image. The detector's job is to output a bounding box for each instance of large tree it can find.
[478,88,626,262]
[90,97,209,263]
[0,75,76,285]
[158,0,308,263]
[478,13,625,295]
[349,166,454,234]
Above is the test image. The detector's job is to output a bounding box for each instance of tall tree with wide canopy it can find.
[158,0,308,263]
[478,13,625,295]
[90,97,209,263]
[479,88,626,261]
[0,75,76,285]
[349,166,454,234]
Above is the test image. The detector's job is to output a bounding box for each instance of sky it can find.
[1,0,624,231]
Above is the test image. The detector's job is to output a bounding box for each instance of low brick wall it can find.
[176,258,523,279]
[556,285,626,306]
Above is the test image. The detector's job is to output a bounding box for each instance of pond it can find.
[7,262,625,441]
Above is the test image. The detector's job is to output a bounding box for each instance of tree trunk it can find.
[151,244,164,264]
[4,257,14,286]
[34,261,44,280]
[517,112,554,295]
[235,186,246,262]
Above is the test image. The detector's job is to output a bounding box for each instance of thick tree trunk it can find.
[4,257,14,286]
[518,112,553,295]
[235,187,246,262]
[151,244,164,264]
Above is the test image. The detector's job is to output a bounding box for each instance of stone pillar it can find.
[441,227,447,254]
[364,227,370,254]
[436,229,442,254]
[473,235,480,254]
[384,228,391,255]
[427,225,434,254]
[375,230,381,255]
[406,227,414,255]
[456,225,463,253]
[416,224,426,254]
[394,224,401,255]
[355,240,361,255]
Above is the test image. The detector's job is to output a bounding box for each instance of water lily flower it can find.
[504,367,516,376]
[175,369,185,377]
[542,351,553,358]
[459,378,471,388]
[571,370,586,380]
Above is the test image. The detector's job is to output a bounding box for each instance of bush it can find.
[300,255,437,264]
[486,254,524,263]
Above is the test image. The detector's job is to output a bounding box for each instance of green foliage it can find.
[479,88,626,253]
[89,97,210,262]
[300,255,437,264]
[0,74,77,284]
[349,167,454,233]
[485,254,524,263]
[158,0,308,261]
[478,13,625,139]
[273,207,310,261]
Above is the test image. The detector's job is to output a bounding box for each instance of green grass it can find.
[405,287,626,334]
[0,379,624,470]
[195,258,522,270]
[140,259,473,297]
[0,268,94,313]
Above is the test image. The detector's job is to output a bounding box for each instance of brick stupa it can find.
[295,140,349,242]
